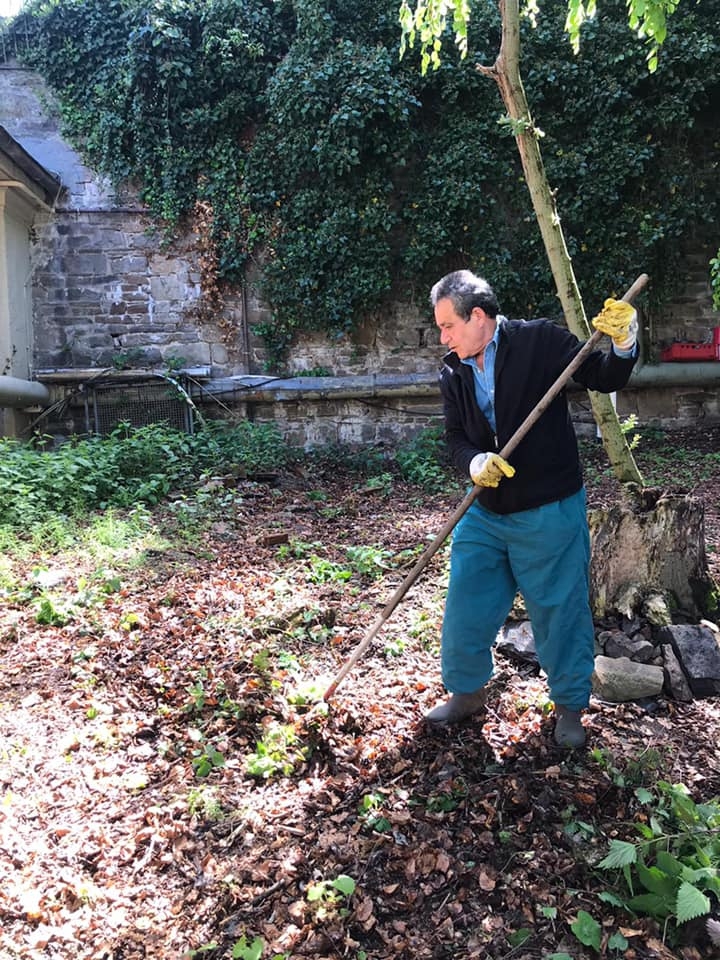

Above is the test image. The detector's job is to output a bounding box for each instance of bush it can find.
[394,425,452,491]
[0,420,293,526]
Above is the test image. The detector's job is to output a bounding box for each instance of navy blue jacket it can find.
[440,317,638,514]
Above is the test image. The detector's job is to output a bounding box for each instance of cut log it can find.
[589,486,719,621]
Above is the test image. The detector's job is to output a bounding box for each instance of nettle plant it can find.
[593,781,720,944]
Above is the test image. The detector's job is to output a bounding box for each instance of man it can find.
[426,270,638,747]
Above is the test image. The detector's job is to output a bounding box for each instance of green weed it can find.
[306,874,356,921]
[306,554,352,584]
[587,781,720,946]
[345,544,393,578]
[0,421,296,528]
[590,745,667,789]
[244,722,309,779]
[358,792,392,834]
[187,785,225,821]
[425,779,468,813]
[362,472,394,495]
[191,742,226,779]
[394,426,451,491]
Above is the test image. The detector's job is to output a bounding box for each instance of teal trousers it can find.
[440,488,595,711]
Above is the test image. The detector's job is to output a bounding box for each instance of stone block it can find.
[661,645,693,701]
[62,254,110,274]
[210,343,228,366]
[149,275,185,300]
[656,624,720,697]
[592,656,665,702]
[109,256,149,274]
[163,343,210,365]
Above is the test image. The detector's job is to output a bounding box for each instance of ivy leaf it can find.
[676,882,711,924]
[570,910,601,950]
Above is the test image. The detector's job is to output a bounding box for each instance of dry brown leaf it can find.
[478,869,497,891]
[354,896,374,922]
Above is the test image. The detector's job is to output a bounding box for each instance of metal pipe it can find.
[628,361,720,387]
[0,375,50,408]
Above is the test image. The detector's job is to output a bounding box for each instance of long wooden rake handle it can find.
[322,273,649,701]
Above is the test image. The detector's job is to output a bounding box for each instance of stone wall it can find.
[1,62,719,447]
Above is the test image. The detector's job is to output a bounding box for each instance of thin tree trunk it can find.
[478,0,643,484]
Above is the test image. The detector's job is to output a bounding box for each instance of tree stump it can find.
[588,486,718,621]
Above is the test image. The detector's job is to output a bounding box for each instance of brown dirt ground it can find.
[1,425,719,960]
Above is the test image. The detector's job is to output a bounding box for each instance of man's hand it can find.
[469,452,516,488]
[591,298,638,351]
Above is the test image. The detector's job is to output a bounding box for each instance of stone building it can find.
[1,59,719,447]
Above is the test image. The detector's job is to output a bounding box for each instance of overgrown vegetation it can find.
[10,0,720,361]
[0,420,296,525]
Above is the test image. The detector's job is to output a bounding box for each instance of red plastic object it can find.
[660,326,720,362]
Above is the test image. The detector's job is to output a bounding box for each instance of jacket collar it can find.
[442,315,508,372]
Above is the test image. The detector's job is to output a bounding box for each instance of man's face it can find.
[434,298,488,359]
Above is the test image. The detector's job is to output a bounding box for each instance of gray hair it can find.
[429,270,500,320]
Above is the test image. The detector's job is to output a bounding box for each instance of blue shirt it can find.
[460,318,502,433]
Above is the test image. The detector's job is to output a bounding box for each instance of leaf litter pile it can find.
[1,427,719,960]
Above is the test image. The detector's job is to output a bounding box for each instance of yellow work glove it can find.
[591,298,638,351]
[469,452,516,488]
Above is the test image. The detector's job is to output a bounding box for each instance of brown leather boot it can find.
[554,706,586,748]
[425,689,486,724]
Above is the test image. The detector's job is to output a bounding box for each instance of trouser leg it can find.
[440,502,517,694]
[508,490,595,711]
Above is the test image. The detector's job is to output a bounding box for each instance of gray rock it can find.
[592,655,665,702]
[661,644,693,702]
[656,624,720,697]
[604,632,657,663]
[621,615,643,637]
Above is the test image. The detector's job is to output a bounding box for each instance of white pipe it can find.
[0,375,50,408]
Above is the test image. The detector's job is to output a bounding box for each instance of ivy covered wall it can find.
[8,0,720,367]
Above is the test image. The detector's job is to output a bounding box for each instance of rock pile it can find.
[497,613,720,704]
